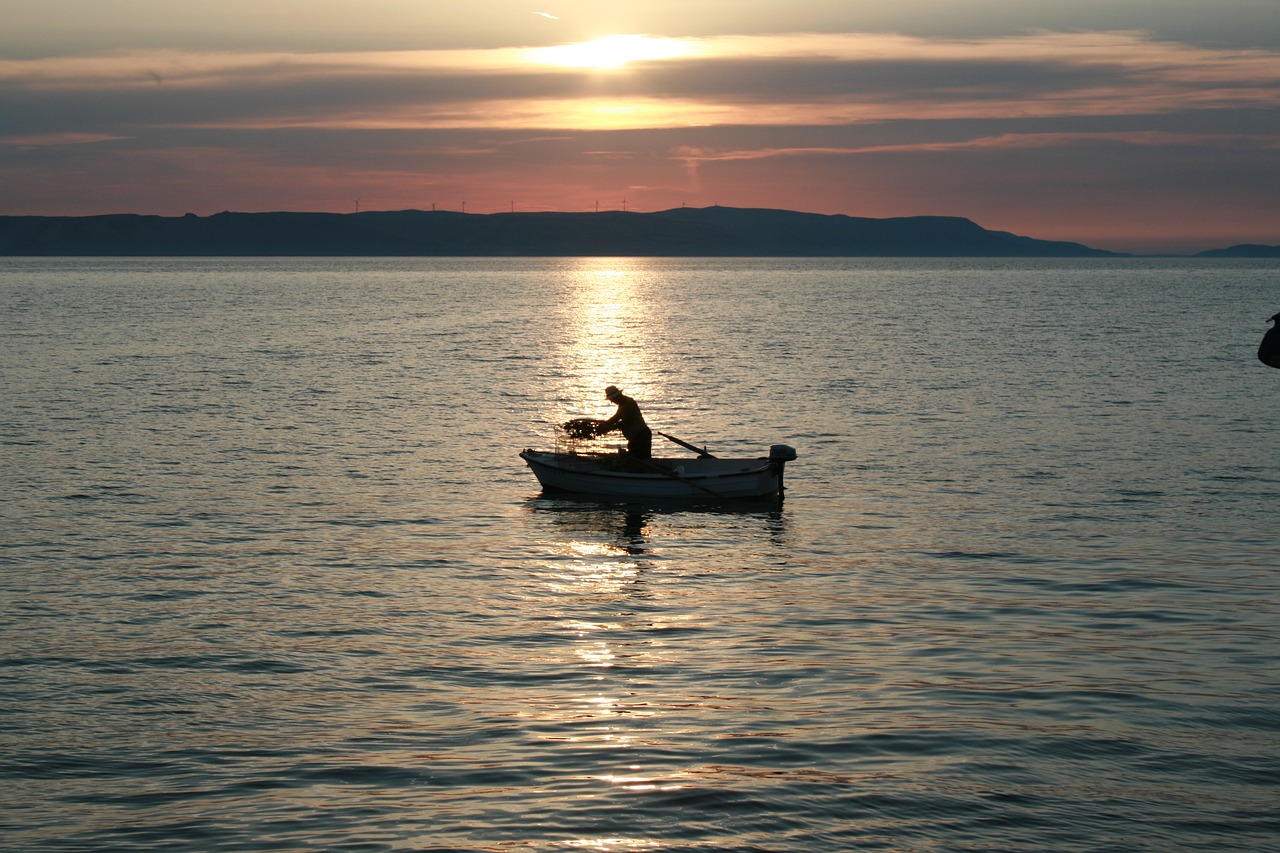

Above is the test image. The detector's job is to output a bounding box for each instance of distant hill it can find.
[0,206,1123,257]
[1195,243,1280,258]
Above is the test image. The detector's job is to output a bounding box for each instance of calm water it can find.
[1,257,1278,852]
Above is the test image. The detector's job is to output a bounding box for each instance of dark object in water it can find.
[1260,313,1280,369]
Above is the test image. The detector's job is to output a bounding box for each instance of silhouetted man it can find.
[1260,313,1280,369]
[597,385,652,459]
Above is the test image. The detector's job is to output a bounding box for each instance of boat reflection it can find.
[528,500,653,555]
[524,495,788,557]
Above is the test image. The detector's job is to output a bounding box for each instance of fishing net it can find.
[561,418,601,439]
[555,418,613,456]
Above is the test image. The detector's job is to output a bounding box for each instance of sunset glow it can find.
[527,34,694,69]
[1,1,1278,252]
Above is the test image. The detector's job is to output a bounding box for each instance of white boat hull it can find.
[519,449,792,501]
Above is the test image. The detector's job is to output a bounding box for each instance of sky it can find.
[2,1,1278,253]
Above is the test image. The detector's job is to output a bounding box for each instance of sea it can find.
[1,257,1277,852]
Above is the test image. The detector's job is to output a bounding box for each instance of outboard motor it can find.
[769,445,798,462]
[768,444,798,497]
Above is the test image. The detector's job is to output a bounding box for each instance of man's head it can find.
[605,385,622,401]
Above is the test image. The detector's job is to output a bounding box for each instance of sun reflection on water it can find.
[516,497,807,839]
[565,838,664,851]
[547,260,668,426]
[515,500,704,823]
[545,547,643,596]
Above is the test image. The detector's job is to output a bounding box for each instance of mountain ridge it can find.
[0,205,1201,257]
[1194,243,1280,259]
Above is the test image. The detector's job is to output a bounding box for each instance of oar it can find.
[657,431,716,458]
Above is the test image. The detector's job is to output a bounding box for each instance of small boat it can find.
[519,443,798,501]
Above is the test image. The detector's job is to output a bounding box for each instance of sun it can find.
[527,34,692,70]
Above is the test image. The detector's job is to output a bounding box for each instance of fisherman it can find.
[596,385,653,459]
[1259,312,1280,369]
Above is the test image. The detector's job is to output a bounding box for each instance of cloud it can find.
[673,131,1280,163]
[2,31,1277,137]
[0,132,128,146]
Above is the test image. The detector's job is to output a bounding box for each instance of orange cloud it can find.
[675,131,1280,163]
